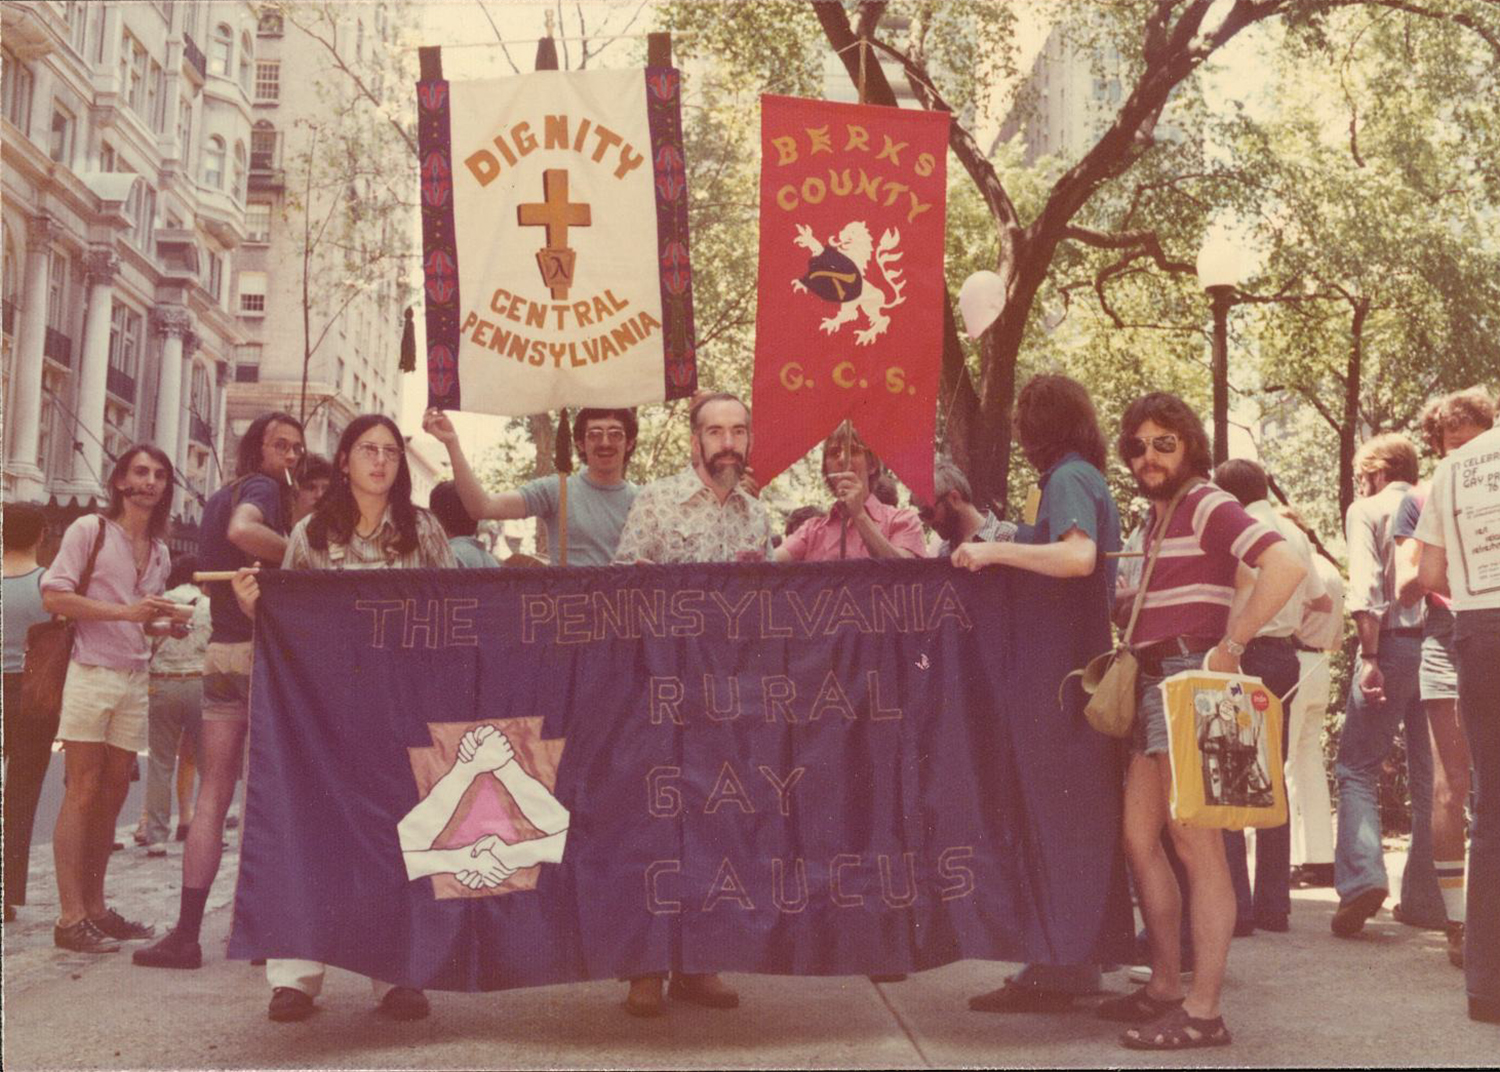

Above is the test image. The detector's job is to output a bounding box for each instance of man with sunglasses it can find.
[423,407,638,566]
[1103,393,1305,1051]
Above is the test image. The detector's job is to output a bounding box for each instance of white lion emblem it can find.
[790,221,908,346]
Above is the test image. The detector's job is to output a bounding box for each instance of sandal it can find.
[1095,987,1183,1023]
[1122,1005,1232,1050]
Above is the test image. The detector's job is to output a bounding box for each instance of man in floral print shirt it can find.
[613,392,773,567]
[612,391,770,1017]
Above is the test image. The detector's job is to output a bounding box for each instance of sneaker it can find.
[1331,887,1386,938]
[133,929,203,969]
[91,908,156,941]
[1446,922,1465,969]
[1127,964,1194,986]
[376,986,430,1021]
[54,918,122,953]
[268,987,315,1022]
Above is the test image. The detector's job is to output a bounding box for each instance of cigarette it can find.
[285,467,295,487]
[192,571,241,582]
[1105,551,1145,558]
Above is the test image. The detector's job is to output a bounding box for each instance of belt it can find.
[1382,627,1423,639]
[1248,634,1295,647]
[151,671,201,680]
[1292,639,1324,654]
[1133,635,1218,674]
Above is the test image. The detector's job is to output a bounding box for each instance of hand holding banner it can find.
[750,96,949,501]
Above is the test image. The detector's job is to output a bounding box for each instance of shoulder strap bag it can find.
[21,515,108,721]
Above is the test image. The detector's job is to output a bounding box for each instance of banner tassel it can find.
[399,307,416,373]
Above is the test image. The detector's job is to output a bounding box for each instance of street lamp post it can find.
[1197,231,1247,465]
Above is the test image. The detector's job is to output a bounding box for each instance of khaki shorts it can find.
[56,662,149,752]
[203,641,255,722]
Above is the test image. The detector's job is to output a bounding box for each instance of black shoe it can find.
[54,918,122,953]
[91,908,155,941]
[175,823,189,842]
[268,987,315,1022]
[133,929,203,969]
[1254,913,1290,933]
[1331,887,1387,937]
[1470,996,1500,1024]
[225,814,240,830]
[1292,864,1334,888]
[111,841,125,852]
[376,986,430,1021]
[969,983,1075,1013]
[1232,918,1256,938]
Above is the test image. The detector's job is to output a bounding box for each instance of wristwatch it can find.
[1220,637,1247,657]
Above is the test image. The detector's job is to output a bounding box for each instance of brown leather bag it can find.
[1067,481,1197,737]
[21,516,107,720]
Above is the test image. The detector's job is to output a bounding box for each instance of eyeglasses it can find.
[584,429,627,444]
[353,443,403,463]
[1123,434,1180,460]
[268,438,305,457]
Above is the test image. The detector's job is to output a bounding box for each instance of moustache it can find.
[708,449,746,468]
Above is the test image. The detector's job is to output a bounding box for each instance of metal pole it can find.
[1209,286,1232,465]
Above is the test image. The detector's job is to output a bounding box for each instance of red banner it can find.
[750,96,949,502]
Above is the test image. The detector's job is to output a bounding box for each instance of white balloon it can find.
[958,270,1005,339]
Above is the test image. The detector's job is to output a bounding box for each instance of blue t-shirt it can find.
[1024,452,1122,600]
[199,473,287,643]
[449,535,498,568]
[518,471,638,567]
[2,567,49,673]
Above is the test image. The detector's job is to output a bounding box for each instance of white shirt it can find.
[1240,499,1326,638]
[1414,423,1500,612]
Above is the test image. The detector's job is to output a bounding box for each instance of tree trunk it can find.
[1338,297,1369,520]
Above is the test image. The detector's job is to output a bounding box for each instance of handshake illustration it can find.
[398,722,570,893]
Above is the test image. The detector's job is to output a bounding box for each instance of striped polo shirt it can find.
[1131,482,1284,647]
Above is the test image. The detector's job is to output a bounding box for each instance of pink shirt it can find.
[780,496,926,561]
[41,514,170,672]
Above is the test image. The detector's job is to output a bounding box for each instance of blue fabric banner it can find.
[227,560,1134,990]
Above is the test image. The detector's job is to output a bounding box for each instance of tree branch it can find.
[1316,0,1500,59]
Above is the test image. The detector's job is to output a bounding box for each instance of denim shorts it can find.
[202,642,254,722]
[1420,603,1459,702]
[1132,651,1207,756]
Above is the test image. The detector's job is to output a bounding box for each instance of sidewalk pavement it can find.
[2,830,1494,1069]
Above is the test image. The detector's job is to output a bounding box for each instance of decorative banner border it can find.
[417,79,461,410]
[644,67,697,401]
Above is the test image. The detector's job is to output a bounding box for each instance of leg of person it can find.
[1246,640,1300,930]
[85,672,154,941]
[3,672,62,913]
[1287,653,1335,882]
[176,711,200,832]
[1121,788,1236,1051]
[1454,608,1500,1024]
[1331,655,1404,935]
[1221,829,1254,936]
[143,680,184,851]
[1429,695,1471,965]
[1100,753,1186,1022]
[267,960,323,1021]
[53,741,118,950]
[1391,635,1445,929]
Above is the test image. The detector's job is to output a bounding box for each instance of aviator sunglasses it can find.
[1122,434,1180,460]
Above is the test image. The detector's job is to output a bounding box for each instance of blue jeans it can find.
[1333,634,1443,922]
[1224,637,1300,925]
[1455,608,1500,1006]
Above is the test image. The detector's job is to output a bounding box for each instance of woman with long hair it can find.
[233,413,453,1023]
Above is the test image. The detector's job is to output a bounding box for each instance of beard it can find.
[706,449,746,487]
[1132,460,1195,502]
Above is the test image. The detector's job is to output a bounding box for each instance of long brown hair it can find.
[307,414,419,555]
[1015,374,1108,473]
[105,443,176,540]
[1118,392,1213,478]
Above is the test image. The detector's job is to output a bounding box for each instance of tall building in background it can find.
[225,0,415,466]
[2,0,257,548]
[2,1,416,552]
[992,23,1124,167]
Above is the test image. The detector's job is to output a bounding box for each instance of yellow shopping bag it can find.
[1160,670,1287,830]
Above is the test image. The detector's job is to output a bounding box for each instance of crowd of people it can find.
[2,377,1495,1047]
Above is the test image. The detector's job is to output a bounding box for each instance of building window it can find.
[100,141,115,171]
[254,60,279,101]
[179,0,197,39]
[47,252,68,332]
[148,61,166,132]
[91,4,106,64]
[245,201,271,241]
[235,342,262,381]
[177,96,193,161]
[189,362,213,431]
[232,140,246,200]
[203,135,225,188]
[108,302,143,385]
[238,271,267,313]
[49,103,76,166]
[121,31,148,112]
[257,10,284,36]
[250,122,278,167]
[210,23,233,77]
[2,48,35,135]
[126,184,156,254]
[203,250,222,302]
[67,2,88,53]
[38,366,67,475]
[239,32,253,93]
